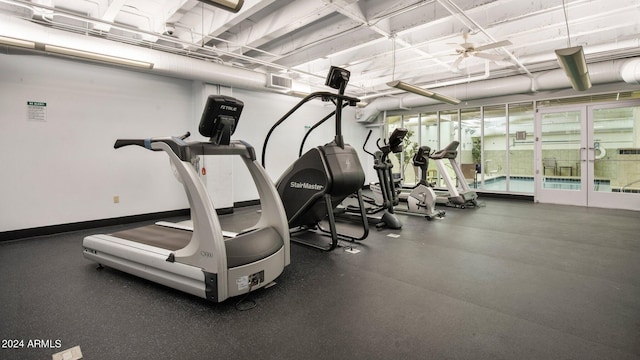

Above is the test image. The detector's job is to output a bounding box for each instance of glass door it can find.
[587,102,640,211]
[535,102,640,210]
[535,107,587,206]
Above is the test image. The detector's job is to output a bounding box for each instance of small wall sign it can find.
[27,101,47,121]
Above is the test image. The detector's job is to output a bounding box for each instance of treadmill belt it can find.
[110,224,191,251]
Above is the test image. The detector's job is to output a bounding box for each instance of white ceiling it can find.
[1,0,639,101]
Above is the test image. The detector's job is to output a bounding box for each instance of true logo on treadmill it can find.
[220,105,237,111]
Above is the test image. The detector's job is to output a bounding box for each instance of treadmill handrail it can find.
[115,135,256,162]
[114,133,191,161]
[188,140,256,161]
[261,91,360,168]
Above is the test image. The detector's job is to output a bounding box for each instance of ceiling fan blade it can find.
[474,53,504,61]
[475,39,512,52]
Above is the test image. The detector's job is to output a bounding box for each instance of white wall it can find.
[0,54,195,232]
[0,53,371,232]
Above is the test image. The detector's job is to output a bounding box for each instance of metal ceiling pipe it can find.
[358,57,640,123]
[621,58,640,85]
[0,14,268,90]
[2,14,640,118]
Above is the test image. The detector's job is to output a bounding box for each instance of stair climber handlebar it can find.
[261,91,359,168]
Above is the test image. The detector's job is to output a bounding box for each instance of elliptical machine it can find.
[366,129,444,220]
[262,66,368,251]
[353,128,404,229]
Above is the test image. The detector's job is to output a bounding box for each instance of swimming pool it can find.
[477,176,611,193]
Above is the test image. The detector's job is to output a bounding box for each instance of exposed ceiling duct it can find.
[1,13,639,125]
[2,0,640,101]
[0,14,269,90]
[357,57,640,123]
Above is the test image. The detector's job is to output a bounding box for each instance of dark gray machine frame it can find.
[356,129,404,229]
[261,66,369,251]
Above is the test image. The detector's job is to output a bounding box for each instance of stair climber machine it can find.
[355,128,404,229]
[83,95,290,303]
[262,66,369,251]
[428,141,480,208]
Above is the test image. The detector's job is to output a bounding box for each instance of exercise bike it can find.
[402,146,446,219]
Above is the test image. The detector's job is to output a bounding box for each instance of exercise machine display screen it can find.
[325,66,350,93]
[198,95,244,145]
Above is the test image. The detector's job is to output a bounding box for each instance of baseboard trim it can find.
[0,209,194,242]
[234,199,260,208]
[0,203,261,242]
[479,192,534,201]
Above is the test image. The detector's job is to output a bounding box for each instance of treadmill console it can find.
[199,95,244,145]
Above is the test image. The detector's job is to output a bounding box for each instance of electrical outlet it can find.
[249,271,264,286]
[113,195,120,204]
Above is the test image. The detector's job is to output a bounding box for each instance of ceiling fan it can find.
[448,31,512,71]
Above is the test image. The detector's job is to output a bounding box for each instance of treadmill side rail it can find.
[83,234,207,299]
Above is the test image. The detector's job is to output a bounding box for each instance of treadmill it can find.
[429,141,479,208]
[83,95,290,302]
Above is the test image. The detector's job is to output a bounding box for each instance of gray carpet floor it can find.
[1,198,639,360]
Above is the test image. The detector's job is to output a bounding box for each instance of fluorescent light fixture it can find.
[0,35,36,49]
[387,80,461,105]
[44,45,154,69]
[555,46,592,91]
[196,0,244,13]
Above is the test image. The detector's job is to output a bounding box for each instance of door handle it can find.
[587,147,595,162]
[580,147,587,162]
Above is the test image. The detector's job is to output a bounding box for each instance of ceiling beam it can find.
[93,0,126,32]
[217,0,335,51]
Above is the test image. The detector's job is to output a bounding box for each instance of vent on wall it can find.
[268,73,292,90]
[619,149,640,155]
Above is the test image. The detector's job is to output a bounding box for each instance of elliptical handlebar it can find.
[376,138,390,155]
[362,130,376,157]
